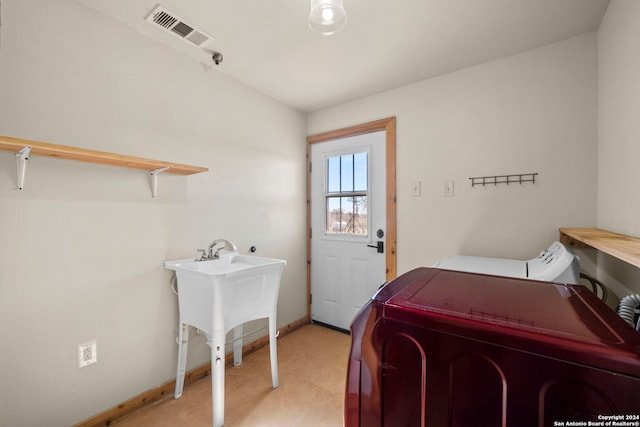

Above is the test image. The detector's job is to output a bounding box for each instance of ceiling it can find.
[74,0,610,113]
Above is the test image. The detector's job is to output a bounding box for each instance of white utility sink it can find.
[165,253,286,427]
[165,253,285,277]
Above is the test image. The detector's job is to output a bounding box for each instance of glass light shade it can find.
[309,0,347,35]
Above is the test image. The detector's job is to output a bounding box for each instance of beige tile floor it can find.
[112,324,351,426]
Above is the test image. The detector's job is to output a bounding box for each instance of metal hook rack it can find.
[469,172,538,187]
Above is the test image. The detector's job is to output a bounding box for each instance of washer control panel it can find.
[527,241,579,284]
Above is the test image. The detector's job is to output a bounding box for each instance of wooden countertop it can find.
[559,228,640,269]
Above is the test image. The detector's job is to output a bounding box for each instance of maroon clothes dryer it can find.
[345,268,640,427]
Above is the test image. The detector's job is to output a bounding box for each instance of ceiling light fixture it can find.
[309,0,347,36]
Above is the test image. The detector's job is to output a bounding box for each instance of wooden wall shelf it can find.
[559,228,640,269]
[0,136,208,196]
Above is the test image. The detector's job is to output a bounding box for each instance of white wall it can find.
[0,1,307,426]
[596,0,640,297]
[4,0,636,425]
[308,34,598,276]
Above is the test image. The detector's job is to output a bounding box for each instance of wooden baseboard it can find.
[74,316,311,427]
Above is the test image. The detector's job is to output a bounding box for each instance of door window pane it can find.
[327,152,368,194]
[354,152,368,192]
[327,156,341,193]
[325,150,369,236]
[326,196,368,235]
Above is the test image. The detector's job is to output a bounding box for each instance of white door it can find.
[310,131,387,330]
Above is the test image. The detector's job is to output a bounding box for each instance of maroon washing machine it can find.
[345,268,640,427]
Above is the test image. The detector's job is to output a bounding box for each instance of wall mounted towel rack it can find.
[469,172,538,187]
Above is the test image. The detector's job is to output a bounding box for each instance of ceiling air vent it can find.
[145,5,214,48]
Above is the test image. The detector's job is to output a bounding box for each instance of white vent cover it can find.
[145,5,214,48]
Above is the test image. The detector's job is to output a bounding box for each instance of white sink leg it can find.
[212,329,226,427]
[174,322,189,398]
[268,315,279,388]
[232,325,243,366]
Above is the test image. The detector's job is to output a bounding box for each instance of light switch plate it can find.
[411,181,421,197]
[444,180,454,197]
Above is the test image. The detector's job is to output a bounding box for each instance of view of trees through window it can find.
[325,151,368,235]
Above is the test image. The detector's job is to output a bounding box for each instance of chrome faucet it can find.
[196,239,238,261]
[206,239,238,260]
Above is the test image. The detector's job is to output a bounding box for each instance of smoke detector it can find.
[145,5,214,48]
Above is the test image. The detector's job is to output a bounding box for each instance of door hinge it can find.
[309,294,312,304]
[309,162,312,173]
[309,227,312,239]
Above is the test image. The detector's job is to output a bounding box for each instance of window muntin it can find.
[325,150,369,236]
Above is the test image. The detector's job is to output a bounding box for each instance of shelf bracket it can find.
[16,146,32,190]
[149,167,170,198]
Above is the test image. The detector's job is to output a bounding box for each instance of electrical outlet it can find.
[78,340,97,368]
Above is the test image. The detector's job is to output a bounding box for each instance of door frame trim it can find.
[306,117,397,319]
